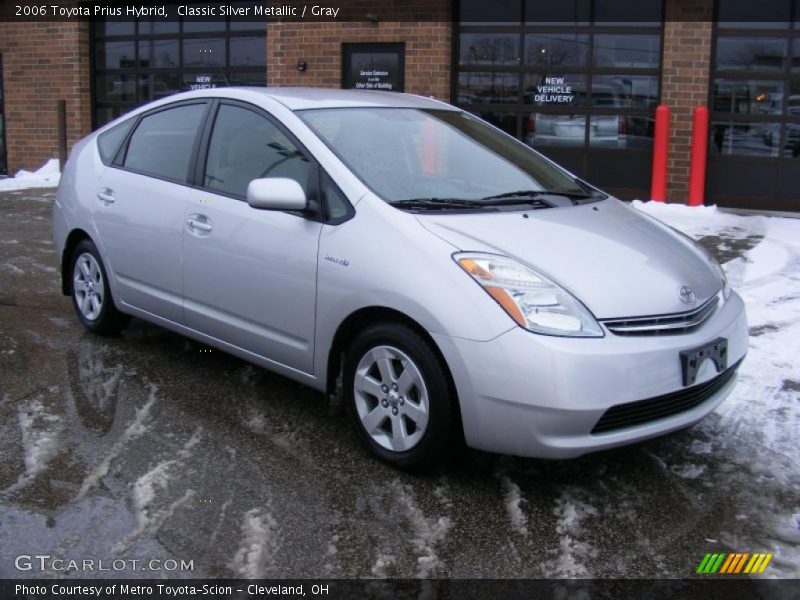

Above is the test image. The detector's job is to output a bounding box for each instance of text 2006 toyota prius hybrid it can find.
[53,88,747,469]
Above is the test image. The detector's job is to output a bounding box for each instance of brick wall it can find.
[660,0,714,201]
[267,13,452,101]
[0,19,92,174]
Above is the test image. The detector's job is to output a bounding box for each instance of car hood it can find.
[415,198,722,319]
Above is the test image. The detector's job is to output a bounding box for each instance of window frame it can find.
[194,99,355,225]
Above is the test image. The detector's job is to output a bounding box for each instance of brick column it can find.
[660,0,714,201]
[0,20,92,173]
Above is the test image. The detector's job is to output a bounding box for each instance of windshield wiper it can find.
[481,190,598,205]
[388,198,492,210]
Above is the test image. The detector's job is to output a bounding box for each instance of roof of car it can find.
[174,86,457,111]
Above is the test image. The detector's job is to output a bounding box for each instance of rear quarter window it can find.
[97,119,134,165]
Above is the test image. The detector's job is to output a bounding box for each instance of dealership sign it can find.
[534,76,574,104]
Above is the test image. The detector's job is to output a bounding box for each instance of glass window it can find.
[525,34,589,67]
[301,108,587,202]
[526,113,587,146]
[591,75,659,109]
[712,79,785,115]
[320,171,351,221]
[124,103,207,181]
[230,36,266,67]
[95,74,138,103]
[523,74,588,106]
[589,115,654,148]
[710,121,780,156]
[227,71,267,86]
[715,37,788,71]
[138,40,179,69]
[458,72,519,104]
[593,34,661,68]
[204,105,311,198]
[717,0,791,28]
[138,73,182,102]
[459,0,521,24]
[525,0,590,24]
[594,0,663,25]
[459,34,520,66]
[95,41,137,69]
[97,119,134,164]
[182,38,226,67]
[139,19,179,35]
[96,22,135,37]
[792,40,800,71]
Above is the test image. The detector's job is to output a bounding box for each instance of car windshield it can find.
[298,107,601,206]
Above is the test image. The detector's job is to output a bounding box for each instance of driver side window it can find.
[204,104,310,199]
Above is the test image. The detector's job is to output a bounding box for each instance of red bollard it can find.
[688,106,709,207]
[650,104,670,202]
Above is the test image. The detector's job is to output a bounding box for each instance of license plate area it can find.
[680,337,728,387]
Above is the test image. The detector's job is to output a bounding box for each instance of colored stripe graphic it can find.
[701,552,773,574]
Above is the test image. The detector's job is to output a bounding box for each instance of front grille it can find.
[601,293,720,336]
[590,359,742,434]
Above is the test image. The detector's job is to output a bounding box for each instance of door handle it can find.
[186,215,212,233]
[96,189,115,204]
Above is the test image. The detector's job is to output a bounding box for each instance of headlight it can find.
[454,253,604,337]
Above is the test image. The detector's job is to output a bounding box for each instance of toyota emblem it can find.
[679,285,696,305]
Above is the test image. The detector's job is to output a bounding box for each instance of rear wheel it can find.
[70,240,129,334]
[344,323,457,471]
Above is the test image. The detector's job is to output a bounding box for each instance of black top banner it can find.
[3,0,800,23]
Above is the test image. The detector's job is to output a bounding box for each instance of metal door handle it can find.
[187,218,212,233]
[97,189,115,204]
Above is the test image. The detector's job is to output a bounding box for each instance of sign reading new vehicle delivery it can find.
[534,76,574,104]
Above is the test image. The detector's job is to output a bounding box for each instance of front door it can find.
[182,102,321,374]
[94,101,208,323]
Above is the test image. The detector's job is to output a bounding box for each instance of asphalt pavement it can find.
[1,188,797,579]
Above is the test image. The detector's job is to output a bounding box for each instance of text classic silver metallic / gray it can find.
[53,88,748,470]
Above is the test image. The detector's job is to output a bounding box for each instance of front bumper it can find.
[433,291,748,459]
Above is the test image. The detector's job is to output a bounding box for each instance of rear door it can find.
[94,101,209,323]
[182,101,322,373]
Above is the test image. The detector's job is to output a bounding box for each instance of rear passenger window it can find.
[97,119,134,165]
[124,103,206,182]
[204,104,311,198]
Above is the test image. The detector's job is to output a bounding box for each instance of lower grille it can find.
[591,359,742,434]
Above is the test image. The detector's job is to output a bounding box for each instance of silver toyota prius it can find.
[53,87,748,470]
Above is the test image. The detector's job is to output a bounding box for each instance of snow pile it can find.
[0,159,61,191]
[5,397,64,493]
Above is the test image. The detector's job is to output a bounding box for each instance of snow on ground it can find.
[228,506,281,578]
[0,159,60,191]
[634,201,800,577]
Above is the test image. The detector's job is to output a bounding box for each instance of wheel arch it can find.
[325,306,464,436]
[61,229,93,296]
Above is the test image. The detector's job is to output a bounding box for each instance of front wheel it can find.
[70,240,129,334]
[344,323,458,471]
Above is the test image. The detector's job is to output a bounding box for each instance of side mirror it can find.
[246,178,307,211]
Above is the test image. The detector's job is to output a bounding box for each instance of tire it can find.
[69,239,129,335]
[344,322,458,471]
